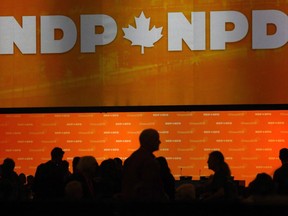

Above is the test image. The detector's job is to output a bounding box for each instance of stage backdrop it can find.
[0,110,287,186]
[0,0,288,107]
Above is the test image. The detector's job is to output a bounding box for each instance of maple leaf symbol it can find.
[122,11,163,54]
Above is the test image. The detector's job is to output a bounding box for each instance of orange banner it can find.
[0,110,287,186]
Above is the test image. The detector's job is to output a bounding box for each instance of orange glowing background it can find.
[0,0,288,107]
[0,110,287,186]
[1,0,288,187]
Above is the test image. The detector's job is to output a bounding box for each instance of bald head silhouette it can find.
[139,128,161,153]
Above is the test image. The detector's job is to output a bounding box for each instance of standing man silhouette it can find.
[273,148,288,195]
[121,128,168,202]
[33,147,69,200]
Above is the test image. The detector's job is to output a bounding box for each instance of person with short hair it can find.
[273,148,288,195]
[32,147,68,200]
[0,158,20,201]
[121,128,168,202]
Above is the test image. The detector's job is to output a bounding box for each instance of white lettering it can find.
[168,12,205,51]
[210,11,248,50]
[41,15,77,53]
[81,14,117,53]
[0,10,287,54]
[0,16,36,54]
[252,10,288,49]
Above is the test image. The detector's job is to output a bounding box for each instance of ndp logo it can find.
[0,10,288,55]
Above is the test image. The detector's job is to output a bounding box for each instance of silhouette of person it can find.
[121,128,168,202]
[18,173,35,201]
[196,150,238,202]
[242,172,276,204]
[113,157,123,189]
[32,147,68,200]
[273,148,288,195]
[155,156,176,201]
[72,156,81,174]
[98,158,122,201]
[64,155,100,201]
[25,175,35,201]
[175,183,196,202]
[0,158,20,201]
[18,172,27,201]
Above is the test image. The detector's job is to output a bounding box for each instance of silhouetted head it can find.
[279,148,288,163]
[27,175,34,184]
[72,156,81,173]
[248,172,275,196]
[76,156,99,178]
[51,147,64,162]
[139,128,161,153]
[114,157,123,166]
[1,158,16,177]
[207,150,225,171]
[2,158,15,172]
[18,173,27,185]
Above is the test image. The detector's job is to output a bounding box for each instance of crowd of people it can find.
[1,128,288,208]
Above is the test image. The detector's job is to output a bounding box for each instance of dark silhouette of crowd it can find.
[1,129,288,215]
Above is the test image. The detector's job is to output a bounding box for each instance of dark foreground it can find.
[1,199,288,216]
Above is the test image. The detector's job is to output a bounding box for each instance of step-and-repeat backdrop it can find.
[0,0,288,107]
[0,110,287,186]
